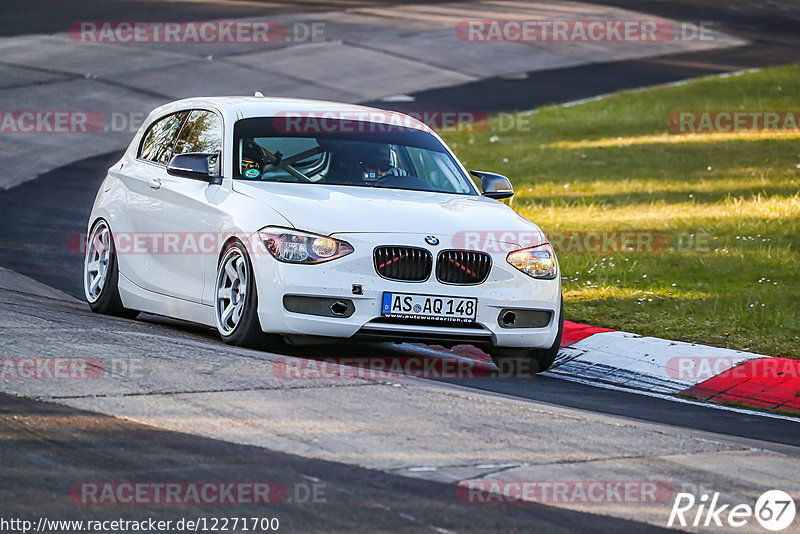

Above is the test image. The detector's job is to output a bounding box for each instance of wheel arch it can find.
[217,235,249,266]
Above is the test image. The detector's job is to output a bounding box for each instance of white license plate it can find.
[381,292,477,323]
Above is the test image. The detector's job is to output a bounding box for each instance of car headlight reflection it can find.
[506,243,558,279]
[259,228,354,264]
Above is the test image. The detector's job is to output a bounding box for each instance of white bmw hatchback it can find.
[84,96,563,373]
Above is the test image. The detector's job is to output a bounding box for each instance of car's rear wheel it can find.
[215,242,268,348]
[83,220,138,318]
[490,296,564,376]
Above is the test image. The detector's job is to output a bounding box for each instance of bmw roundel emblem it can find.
[425,236,439,246]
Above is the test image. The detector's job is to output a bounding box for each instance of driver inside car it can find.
[355,144,408,181]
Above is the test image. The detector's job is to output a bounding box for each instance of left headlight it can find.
[258,227,354,264]
[506,242,558,279]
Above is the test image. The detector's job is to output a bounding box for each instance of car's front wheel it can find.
[83,219,138,318]
[214,242,268,348]
[490,296,564,376]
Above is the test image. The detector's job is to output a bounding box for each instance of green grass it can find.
[441,64,800,358]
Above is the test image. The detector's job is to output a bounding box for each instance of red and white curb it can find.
[550,322,800,414]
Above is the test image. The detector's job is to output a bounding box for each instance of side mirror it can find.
[470,170,514,199]
[167,153,222,185]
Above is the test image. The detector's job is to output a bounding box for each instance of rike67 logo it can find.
[668,490,796,531]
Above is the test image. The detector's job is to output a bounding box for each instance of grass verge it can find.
[442,64,800,358]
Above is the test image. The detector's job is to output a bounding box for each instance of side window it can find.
[139,112,188,165]
[173,110,223,156]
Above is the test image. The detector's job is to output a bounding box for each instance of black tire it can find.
[83,220,139,319]
[215,242,269,348]
[490,296,564,377]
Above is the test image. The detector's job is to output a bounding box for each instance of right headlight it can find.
[258,227,354,264]
[506,242,558,279]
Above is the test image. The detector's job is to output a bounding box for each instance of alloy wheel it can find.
[215,247,249,336]
[84,222,111,303]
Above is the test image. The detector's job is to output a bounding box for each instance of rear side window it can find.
[173,110,223,156]
[139,111,188,165]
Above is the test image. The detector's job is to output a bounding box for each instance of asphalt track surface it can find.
[2,1,800,532]
[3,393,679,533]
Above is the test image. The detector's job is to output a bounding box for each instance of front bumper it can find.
[251,233,561,348]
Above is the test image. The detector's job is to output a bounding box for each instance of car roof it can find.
[155,96,432,133]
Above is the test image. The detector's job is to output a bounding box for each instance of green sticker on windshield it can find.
[244,168,260,178]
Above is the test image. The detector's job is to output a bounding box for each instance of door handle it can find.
[147,177,161,190]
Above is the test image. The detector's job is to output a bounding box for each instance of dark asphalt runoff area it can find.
[2,0,800,532]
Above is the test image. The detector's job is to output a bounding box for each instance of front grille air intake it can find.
[436,250,492,285]
[374,246,433,282]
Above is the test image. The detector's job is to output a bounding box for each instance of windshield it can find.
[233,117,476,195]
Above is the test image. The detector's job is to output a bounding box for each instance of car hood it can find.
[232,181,544,245]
